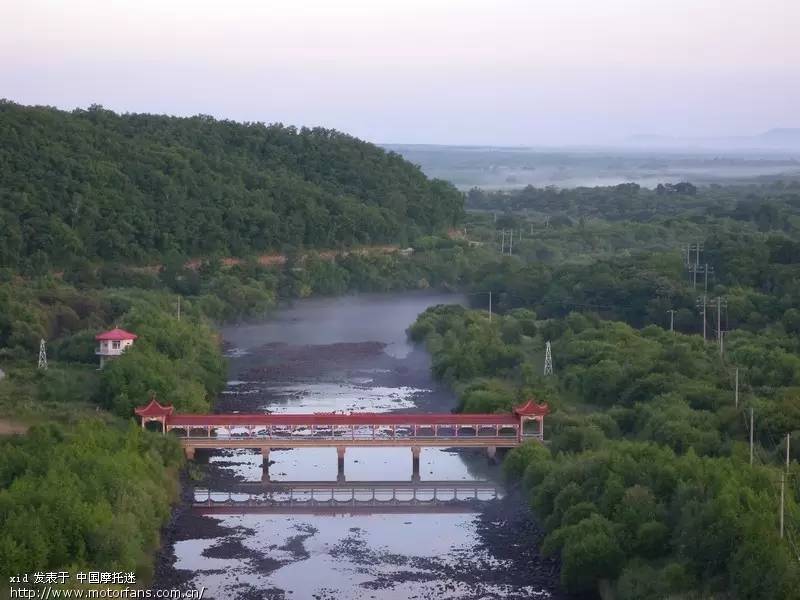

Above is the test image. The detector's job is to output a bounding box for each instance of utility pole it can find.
[544,216,550,229]
[750,407,754,466]
[544,341,554,376]
[691,263,713,292]
[38,339,48,370]
[780,473,785,539]
[667,309,676,332]
[509,230,513,255]
[686,243,703,286]
[500,230,505,254]
[696,295,707,341]
[488,291,492,323]
[177,296,181,321]
[712,296,728,356]
[735,367,739,408]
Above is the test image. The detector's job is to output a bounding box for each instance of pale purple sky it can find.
[2,0,799,145]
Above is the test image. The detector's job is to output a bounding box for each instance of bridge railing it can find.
[167,423,521,441]
[193,484,501,505]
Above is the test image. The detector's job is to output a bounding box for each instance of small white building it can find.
[95,328,138,368]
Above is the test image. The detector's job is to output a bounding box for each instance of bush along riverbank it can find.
[0,420,183,581]
[409,305,800,599]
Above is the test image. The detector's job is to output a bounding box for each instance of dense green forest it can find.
[407,183,800,598]
[0,100,462,270]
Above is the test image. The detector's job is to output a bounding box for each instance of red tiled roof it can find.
[166,412,520,427]
[96,328,138,341]
[513,399,549,417]
[135,398,174,418]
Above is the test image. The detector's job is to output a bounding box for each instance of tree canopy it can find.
[0,101,463,270]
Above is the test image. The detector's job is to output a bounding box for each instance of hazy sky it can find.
[2,0,799,145]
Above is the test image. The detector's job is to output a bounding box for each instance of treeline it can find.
[0,100,463,271]
[466,181,800,228]
[458,224,800,336]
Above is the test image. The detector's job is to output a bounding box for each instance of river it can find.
[155,292,563,600]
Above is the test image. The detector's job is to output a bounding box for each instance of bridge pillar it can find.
[336,447,346,483]
[486,446,497,464]
[411,446,421,482]
[184,446,195,461]
[261,447,271,482]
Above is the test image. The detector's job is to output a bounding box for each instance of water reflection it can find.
[194,479,501,515]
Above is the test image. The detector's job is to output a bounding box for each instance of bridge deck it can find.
[180,434,526,449]
[225,479,498,491]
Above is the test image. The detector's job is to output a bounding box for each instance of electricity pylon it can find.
[38,339,48,370]
[544,341,554,376]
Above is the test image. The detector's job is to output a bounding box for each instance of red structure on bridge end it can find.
[135,395,174,431]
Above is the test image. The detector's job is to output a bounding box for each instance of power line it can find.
[750,407,755,466]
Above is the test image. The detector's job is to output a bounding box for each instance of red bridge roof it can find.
[137,401,547,427]
[166,411,535,427]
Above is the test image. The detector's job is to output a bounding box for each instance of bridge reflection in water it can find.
[193,479,502,516]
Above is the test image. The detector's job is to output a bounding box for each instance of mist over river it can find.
[154,292,565,600]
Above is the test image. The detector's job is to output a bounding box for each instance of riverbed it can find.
[154,292,564,599]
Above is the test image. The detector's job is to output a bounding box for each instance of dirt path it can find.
[127,244,403,274]
[0,419,28,436]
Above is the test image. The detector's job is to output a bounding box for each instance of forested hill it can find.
[0,101,463,271]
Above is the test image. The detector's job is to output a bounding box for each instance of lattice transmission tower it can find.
[544,341,554,376]
[38,338,48,370]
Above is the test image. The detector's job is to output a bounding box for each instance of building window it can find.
[112,341,120,350]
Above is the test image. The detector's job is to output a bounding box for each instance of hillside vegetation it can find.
[409,187,800,598]
[0,101,462,271]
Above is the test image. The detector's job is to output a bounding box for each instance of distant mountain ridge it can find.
[625,128,800,150]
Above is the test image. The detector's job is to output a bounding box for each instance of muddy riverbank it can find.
[152,292,568,599]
